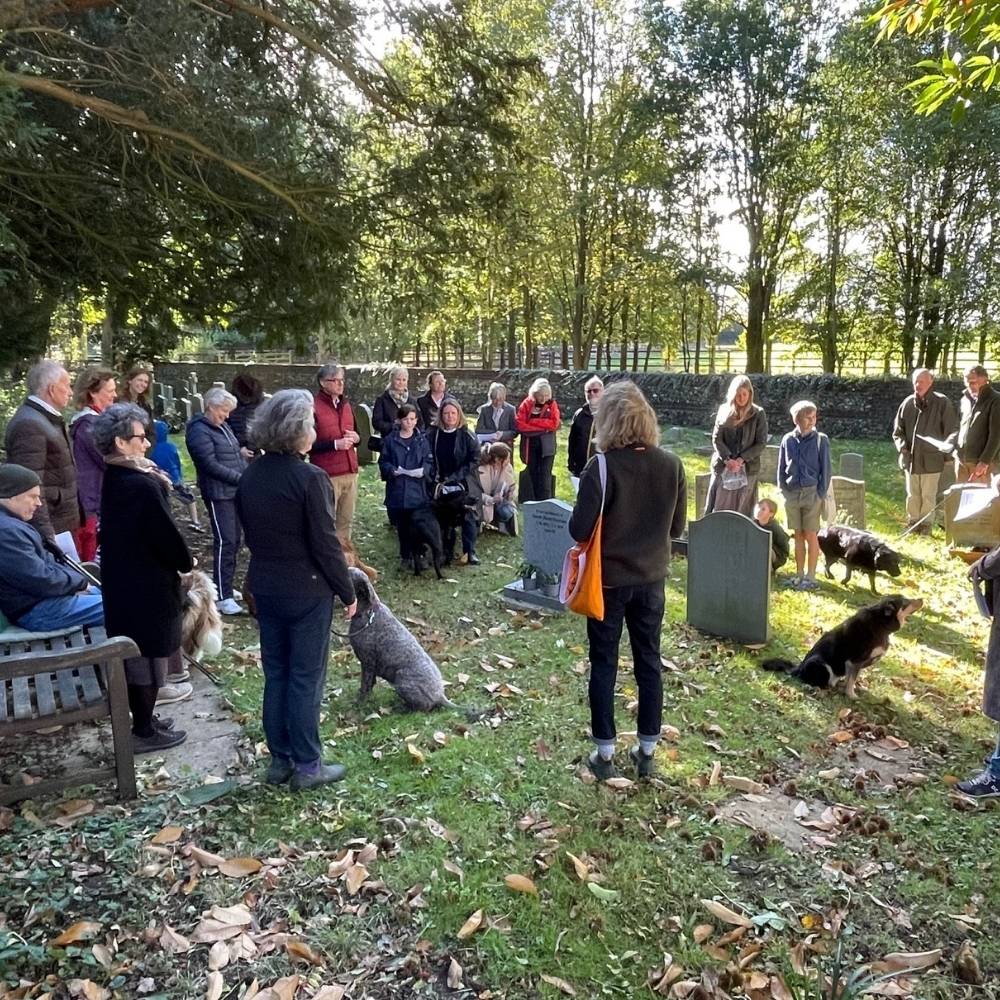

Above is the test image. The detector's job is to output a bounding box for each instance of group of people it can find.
[6,357,1000,796]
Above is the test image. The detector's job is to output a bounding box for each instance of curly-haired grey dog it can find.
[347,567,457,710]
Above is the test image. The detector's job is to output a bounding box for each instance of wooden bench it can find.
[0,626,139,804]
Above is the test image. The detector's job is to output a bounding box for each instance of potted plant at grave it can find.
[517,561,539,591]
[537,570,560,597]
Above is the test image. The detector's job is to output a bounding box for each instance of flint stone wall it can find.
[155,363,961,440]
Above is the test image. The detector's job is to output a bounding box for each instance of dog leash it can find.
[893,499,946,542]
[330,605,378,639]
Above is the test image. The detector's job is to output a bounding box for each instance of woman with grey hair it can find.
[236,390,357,790]
[515,377,561,501]
[185,386,249,614]
[475,382,517,446]
[372,366,420,439]
[97,402,194,752]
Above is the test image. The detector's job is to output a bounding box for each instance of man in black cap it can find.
[0,464,103,631]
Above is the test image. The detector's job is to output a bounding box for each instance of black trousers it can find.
[586,581,665,743]
[205,498,241,601]
[526,437,555,501]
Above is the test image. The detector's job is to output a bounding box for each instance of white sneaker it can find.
[156,682,194,705]
[232,589,243,600]
[216,598,245,615]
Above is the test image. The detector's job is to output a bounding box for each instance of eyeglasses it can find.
[124,432,148,441]
[322,377,344,384]
[586,388,602,395]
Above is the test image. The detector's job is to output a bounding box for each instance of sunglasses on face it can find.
[125,432,148,441]
[586,388,601,395]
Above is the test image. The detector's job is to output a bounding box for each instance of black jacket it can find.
[955,384,1000,466]
[569,446,687,587]
[567,405,596,476]
[372,390,422,438]
[4,398,80,538]
[416,391,455,429]
[186,413,247,501]
[0,506,87,621]
[227,402,260,449]
[100,465,193,657]
[427,426,483,501]
[235,453,354,605]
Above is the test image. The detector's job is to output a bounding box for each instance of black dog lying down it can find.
[818,525,902,594]
[762,595,922,698]
[398,505,445,579]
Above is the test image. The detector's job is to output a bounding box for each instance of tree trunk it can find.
[745,276,765,373]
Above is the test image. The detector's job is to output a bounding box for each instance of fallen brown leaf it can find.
[692,924,713,944]
[443,859,464,883]
[285,938,324,966]
[205,970,224,1000]
[208,940,229,971]
[50,920,103,946]
[159,924,191,954]
[447,957,464,989]
[565,852,590,882]
[66,980,109,1000]
[312,988,346,1000]
[701,899,753,929]
[540,973,577,995]
[504,873,538,895]
[456,909,484,940]
[872,949,942,973]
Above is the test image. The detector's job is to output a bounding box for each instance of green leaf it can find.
[586,882,620,903]
[177,779,238,806]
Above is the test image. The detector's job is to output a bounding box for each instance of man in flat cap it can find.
[0,464,103,631]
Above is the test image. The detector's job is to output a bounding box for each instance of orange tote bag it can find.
[560,452,606,620]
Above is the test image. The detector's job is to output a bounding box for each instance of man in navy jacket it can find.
[0,465,103,631]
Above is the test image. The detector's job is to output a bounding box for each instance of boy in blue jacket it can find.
[151,420,203,531]
[777,401,831,591]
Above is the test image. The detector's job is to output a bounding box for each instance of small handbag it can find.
[721,466,748,490]
[560,452,607,620]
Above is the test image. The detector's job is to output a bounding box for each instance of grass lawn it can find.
[1,426,997,999]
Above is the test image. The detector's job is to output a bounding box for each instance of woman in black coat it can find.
[428,399,482,565]
[372,366,422,439]
[95,403,193,753]
[236,390,357,791]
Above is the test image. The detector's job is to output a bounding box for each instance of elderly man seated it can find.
[0,464,103,631]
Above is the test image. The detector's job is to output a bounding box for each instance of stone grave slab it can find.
[830,476,865,529]
[944,483,1000,547]
[181,398,193,422]
[191,392,204,415]
[840,452,864,480]
[355,403,375,466]
[758,444,780,483]
[687,511,770,644]
[695,473,711,519]
[666,426,683,444]
[501,498,573,612]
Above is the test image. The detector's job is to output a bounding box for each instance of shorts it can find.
[782,487,822,533]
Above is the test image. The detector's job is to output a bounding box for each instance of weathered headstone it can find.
[355,403,374,466]
[191,392,204,416]
[830,476,865,529]
[181,397,193,423]
[687,511,770,644]
[186,372,198,397]
[695,473,711,518]
[666,426,683,444]
[944,484,1000,547]
[501,499,574,612]
[213,381,226,389]
[694,444,714,457]
[758,444,780,484]
[840,453,864,480]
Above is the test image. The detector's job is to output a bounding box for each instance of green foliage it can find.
[871,0,1000,118]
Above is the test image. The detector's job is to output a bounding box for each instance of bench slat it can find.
[34,670,57,716]
[12,675,33,719]
[55,660,80,712]
[78,665,103,706]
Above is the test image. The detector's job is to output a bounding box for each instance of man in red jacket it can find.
[309,364,361,541]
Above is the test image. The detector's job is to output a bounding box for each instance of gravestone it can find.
[355,403,375,466]
[181,398,193,423]
[186,373,198,397]
[758,444,780,484]
[666,426,683,444]
[694,445,714,457]
[501,498,574,612]
[840,453,864,480]
[944,484,1000,547]
[191,393,204,416]
[213,381,226,389]
[830,476,865,529]
[687,511,770,644]
[695,473,711,519]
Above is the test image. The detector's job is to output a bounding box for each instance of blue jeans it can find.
[17,588,105,631]
[255,593,334,769]
[586,581,665,745]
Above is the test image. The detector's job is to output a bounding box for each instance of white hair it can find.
[488,382,507,402]
[584,375,604,393]
[204,387,237,410]
[27,360,67,396]
[529,377,552,402]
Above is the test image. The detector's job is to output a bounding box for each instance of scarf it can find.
[105,453,174,492]
[388,387,409,408]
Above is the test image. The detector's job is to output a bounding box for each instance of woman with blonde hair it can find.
[705,374,768,516]
[515,377,561,500]
[568,381,686,780]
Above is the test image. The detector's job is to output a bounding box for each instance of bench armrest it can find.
[0,636,140,682]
